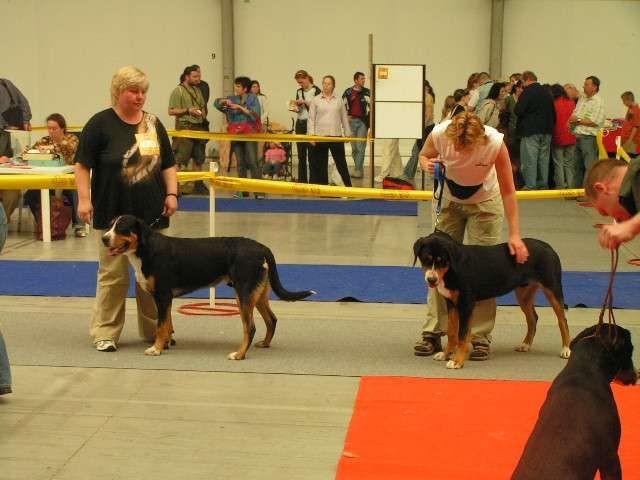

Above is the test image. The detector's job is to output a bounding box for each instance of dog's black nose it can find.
[101,235,110,247]
[426,276,437,286]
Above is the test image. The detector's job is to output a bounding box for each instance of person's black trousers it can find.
[309,141,352,187]
[295,119,311,183]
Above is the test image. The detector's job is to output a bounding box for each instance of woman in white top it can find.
[250,80,269,164]
[250,80,269,128]
[413,112,529,361]
[476,82,508,128]
[307,75,352,186]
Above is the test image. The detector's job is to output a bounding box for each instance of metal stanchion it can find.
[209,161,218,307]
[40,189,51,243]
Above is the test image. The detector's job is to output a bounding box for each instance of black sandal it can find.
[413,336,443,357]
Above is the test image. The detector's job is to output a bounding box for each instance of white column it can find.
[221,0,235,96]
[489,0,505,79]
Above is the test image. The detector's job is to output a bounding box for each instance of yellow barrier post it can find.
[597,129,609,160]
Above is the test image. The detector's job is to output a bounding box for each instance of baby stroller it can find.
[263,119,294,181]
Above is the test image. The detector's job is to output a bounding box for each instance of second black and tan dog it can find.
[512,323,637,479]
[413,231,571,369]
[102,215,315,359]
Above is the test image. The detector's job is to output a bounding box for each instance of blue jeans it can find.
[403,140,421,179]
[403,124,435,180]
[551,144,576,190]
[231,141,260,180]
[574,134,598,188]
[520,134,551,190]
[0,329,11,391]
[349,118,367,172]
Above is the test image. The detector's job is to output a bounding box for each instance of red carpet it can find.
[336,377,640,479]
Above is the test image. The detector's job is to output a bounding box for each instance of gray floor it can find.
[1,185,639,479]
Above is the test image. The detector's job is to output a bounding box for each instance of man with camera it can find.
[168,66,208,194]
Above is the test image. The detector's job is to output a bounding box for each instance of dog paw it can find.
[560,347,571,359]
[227,351,245,360]
[515,343,531,352]
[433,352,446,361]
[254,341,270,348]
[446,360,463,369]
[144,346,162,356]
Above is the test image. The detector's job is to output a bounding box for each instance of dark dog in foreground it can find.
[512,324,637,479]
[102,215,315,358]
[413,231,571,369]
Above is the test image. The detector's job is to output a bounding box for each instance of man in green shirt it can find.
[168,66,208,194]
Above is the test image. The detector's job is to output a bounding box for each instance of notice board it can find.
[372,64,425,139]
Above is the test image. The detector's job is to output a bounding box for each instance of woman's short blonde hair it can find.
[110,66,149,106]
[444,112,489,150]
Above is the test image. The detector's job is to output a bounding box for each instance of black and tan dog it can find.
[512,323,637,479]
[102,215,315,359]
[413,231,571,369]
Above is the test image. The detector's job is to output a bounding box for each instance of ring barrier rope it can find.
[27,125,630,157]
[167,129,370,143]
[21,126,368,142]
[0,171,586,200]
[29,126,84,133]
[25,124,627,150]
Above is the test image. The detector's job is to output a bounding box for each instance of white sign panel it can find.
[374,103,423,139]
[373,64,425,139]
[374,65,424,102]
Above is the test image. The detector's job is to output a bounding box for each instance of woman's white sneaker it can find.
[95,339,117,352]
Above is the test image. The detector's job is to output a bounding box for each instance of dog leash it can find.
[433,162,445,230]
[596,247,620,342]
[148,214,165,229]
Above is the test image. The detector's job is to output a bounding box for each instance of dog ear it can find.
[441,235,462,272]
[413,237,426,267]
[136,217,152,248]
[611,327,636,373]
[570,325,598,348]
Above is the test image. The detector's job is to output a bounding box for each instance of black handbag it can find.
[1,80,24,128]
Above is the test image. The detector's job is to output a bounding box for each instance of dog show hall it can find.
[2,1,640,479]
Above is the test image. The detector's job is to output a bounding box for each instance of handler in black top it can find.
[75,65,178,352]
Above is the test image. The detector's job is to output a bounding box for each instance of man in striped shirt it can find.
[569,75,605,188]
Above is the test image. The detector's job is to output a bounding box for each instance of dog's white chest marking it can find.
[425,269,452,299]
[436,282,453,299]
[126,253,151,292]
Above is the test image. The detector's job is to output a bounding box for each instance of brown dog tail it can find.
[264,249,316,301]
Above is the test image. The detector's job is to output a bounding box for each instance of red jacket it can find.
[552,97,576,146]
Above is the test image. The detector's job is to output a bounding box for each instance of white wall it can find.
[3,0,223,131]
[503,0,640,118]
[4,0,638,138]
[234,0,492,131]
